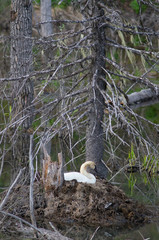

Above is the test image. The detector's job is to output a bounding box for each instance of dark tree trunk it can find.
[10,0,34,175]
[81,1,108,178]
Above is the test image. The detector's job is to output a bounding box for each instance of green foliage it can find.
[72,109,78,116]
[49,118,55,125]
[130,0,147,14]
[118,30,136,69]
[130,34,141,47]
[143,172,148,185]
[53,0,72,8]
[128,144,136,166]
[130,32,148,48]
[130,0,139,13]
[0,0,10,13]
[34,0,71,8]
[0,100,12,129]
[145,103,159,123]
[128,173,136,195]
[114,52,119,61]
[142,154,158,175]
[54,80,60,88]
[32,115,41,130]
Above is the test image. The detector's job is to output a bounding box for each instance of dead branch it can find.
[0,210,73,240]
[128,88,159,108]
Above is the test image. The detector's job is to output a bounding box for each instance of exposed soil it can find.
[1,179,152,228]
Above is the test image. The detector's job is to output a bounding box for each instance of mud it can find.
[1,179,152,228]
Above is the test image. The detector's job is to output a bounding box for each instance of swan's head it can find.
[86,161,96,170]
[80,161,96,175]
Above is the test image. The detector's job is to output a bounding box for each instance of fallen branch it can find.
[128,88,159,108]
[0,211,73,240]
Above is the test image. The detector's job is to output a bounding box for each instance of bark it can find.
[10,0,34,128]
[82,1,108,179]
[41,0,53,37]
[10,0,34,171]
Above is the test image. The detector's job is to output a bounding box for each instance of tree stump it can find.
[42,146,64,192]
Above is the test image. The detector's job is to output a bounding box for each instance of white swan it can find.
[64,161,96,184]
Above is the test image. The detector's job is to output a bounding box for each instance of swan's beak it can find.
[94,165,97,172]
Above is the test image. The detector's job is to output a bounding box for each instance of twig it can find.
[29,135,37,228]
[138,230,150,240]
[0,168,25,211]
[108,164,129,182]
[90,226,100,240]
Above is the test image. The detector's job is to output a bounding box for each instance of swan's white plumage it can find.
[64,172,96,184]
[64,161,96,184]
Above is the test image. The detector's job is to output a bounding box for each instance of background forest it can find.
[0,0,159,239]
[0,0,159,197]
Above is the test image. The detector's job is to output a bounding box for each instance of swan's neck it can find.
[80,162,94,180]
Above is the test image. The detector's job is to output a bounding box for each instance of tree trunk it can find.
[41,0,53,37]
[81,1,108,178]
[10,0,34,174]
[40,0,53,157]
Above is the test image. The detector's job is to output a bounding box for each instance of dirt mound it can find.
[45,180,151,227]
[1,180,151,228]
